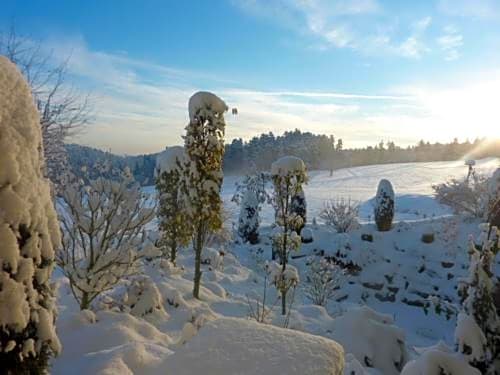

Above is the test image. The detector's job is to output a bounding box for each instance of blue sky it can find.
[2,0,500,154]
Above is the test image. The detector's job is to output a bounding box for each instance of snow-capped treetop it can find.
[465,159,476,166]
[188,91,228,122]
[0,56,61,356]
[155,146,186,177]
[376,179,395,200]
[271,156,306,177]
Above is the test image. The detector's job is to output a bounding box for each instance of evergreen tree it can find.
[0,56,61,374]
[290,189,307,235]
[181,91,228,299]
[155,146,192,265]
[374,179,395,231]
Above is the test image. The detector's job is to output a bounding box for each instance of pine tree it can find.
[155,147,192,265]
[0,56,61,374]
[238,189,260,244]
[181,92,228,299]
[374,179,395,231]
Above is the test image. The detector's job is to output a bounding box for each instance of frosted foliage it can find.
[401,346,481,375]
[124,277,168,319]
[238,188,260,243]
[155,146,186,177]
[331,306,407,375]
[0,57,61,359]
[374,179,395,231]
[188,91,228,122]
[271,156,306,177]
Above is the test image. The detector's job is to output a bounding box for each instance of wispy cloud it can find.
[436,26,463,61]
[438,0,500,19]
[233,0,432,59]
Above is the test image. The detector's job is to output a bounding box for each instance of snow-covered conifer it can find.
[180,91,228,299]
[0,56,61,373]
[155,146,191,264]
[57,174,156,310]
[238,188,260,244]
[271,156,307,314]
[374,179,395,231]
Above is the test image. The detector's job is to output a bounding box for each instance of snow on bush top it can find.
[271,156,306,177]
[155,146,185,176]
[165,317,344,374]
[0,56,61,353]
[376,178,395,200]
[188,91,228,122]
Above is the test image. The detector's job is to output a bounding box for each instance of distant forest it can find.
[67,130,500,186]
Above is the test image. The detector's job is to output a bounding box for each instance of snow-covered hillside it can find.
[52,159,499,374]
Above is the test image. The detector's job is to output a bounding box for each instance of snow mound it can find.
[271,156,306,177]
[155,146,185,176]
[165,317,344,374]
[188,91,228,122]
[330,306,407,375]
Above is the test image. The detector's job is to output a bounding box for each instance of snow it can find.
[164,317,345,375]
[188,91,228,122]
[0,56,61,358]
[271,155,307,177]
[454,312,487,364]
[155,146,185,176]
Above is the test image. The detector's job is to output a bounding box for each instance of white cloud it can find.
[233,0,431,59]
[438,0,500,19]
[436,26,463,61]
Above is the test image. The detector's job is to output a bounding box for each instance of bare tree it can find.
[0,26,93,191]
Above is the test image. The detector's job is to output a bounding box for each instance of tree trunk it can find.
[281,289,286,315]
[80,292,90,310]
[170,241,177,266]
[193,229,203,299]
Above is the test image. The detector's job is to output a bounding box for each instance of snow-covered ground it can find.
[53,159,499,374]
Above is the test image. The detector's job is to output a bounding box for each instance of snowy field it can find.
[53,158,499,374]
[223,157,500,224]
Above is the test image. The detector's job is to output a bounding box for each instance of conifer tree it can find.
[181,92,228,299]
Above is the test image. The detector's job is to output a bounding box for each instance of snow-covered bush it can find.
[180,91,228,299]
[155,146,191,265]
[488,168,500,227]
[0,56,61,373]
[304,258,344,306]
[301,227,313,243]
[331,306,408,375]
[320,198,360,233]
[238,188,260,244]
[271,156,307,314]
[456,230,500,372]
[290,189,307,235]
[374,179,395,231]
[123,277,168,320]
[433,173,491,219]
[401,343,481,375]
[57,176,156,310]
[232,172,271,244]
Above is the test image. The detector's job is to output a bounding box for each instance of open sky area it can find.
[3,0,500,154]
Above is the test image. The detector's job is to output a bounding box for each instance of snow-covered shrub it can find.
[401,343,481,375]
[123,277,168,320]
[433,173,491,219]
[57,176,156,310]
[232,172,271,244]
[488,168,500,228]
[238,189,260,244]
[374,179,395,231]
[301,227,313,243]
[155,146,191,265]
[0,56,62,373]
[456,230,500,372]
[331,306,408,375]
[270,156,307,314]
[320,198,360,233]
[180,91,228,299]
[304,258,344,306]
[290,189,307,235]
[267,261,300,317]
